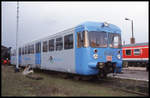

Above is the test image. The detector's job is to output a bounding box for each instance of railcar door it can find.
[35,42,41,68]
[75,27,89,75]
[19,48,22,65]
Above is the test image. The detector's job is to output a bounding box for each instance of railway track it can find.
[93,78,149,96]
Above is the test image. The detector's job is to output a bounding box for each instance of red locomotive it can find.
[122,42,149,70]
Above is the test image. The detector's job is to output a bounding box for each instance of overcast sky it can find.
[2,1,149,49]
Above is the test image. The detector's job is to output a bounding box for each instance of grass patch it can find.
[2,65,140,96]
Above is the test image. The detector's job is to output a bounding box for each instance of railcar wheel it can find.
[97,70,107,80]
[73,76,81,81]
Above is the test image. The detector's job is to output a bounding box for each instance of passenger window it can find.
[14,50,16,56]
[10,51,13,56]
[134,49,140,55]
[22,47,24,55]
[56,37,63,51]
[25,46,28,54]
[49,39,54,51]
[28,45,30,54]
[125,50,131,55]
[36,42,41,53]
[19,48,21,56]
[31,45,34,54]
[43,41,48,52]
[64,34,73,49]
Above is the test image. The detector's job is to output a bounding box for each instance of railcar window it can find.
[77,32,82,48]
[43,41,48,52]
[28,45,30,54]
[29,45,31,54]
[64,34,73,49]
[49,39,54,51]
[56,37,63,51]
[108,33,121,48]
[10,51,12,56]
[25,46,28,54]
[88,31,107,48]
[134,49,140,55]
[31,45,34,54]
[36,42,41,53]
[12,51,13,56]
[22,47,24,55]
[14,50,16,56]
[19,48,21,56]
[77,32,84,48]
[77,31,88,48]
[30,45,32,54]
[125,50,131,55]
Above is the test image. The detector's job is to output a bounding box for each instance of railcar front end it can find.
[75,22,122,77]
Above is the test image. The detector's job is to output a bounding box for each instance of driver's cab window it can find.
[114,36,119,48]
[77,31,88,48]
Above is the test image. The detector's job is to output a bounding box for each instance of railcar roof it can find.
[122,42,149,47]
[76,21,121,33]
[16,21,121,49]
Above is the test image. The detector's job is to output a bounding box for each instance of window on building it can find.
[64,34,73,49]
[36,42,41,53]
[49,39,54,51]
[125,49,131,55]
[56,37,63,51]
[134,49,140,55]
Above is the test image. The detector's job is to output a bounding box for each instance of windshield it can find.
[108,33,122,48]
[88,31,107,48]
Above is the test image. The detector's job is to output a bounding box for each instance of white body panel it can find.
[11,27,76,74]
[10,56,16,65]
[41,49,75,73]
[41,29,75,73]
[21,54,35,67]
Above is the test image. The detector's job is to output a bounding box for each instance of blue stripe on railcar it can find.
[19,56,21,64]
[35,53,41,64]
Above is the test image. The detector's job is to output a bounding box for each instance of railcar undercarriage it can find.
[96,62,119,79]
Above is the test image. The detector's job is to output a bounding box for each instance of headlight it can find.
[117,54,121,59]
[93,54,98,59]
[93,49,98,53]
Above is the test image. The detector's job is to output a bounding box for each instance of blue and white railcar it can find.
[10,21,122,77]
